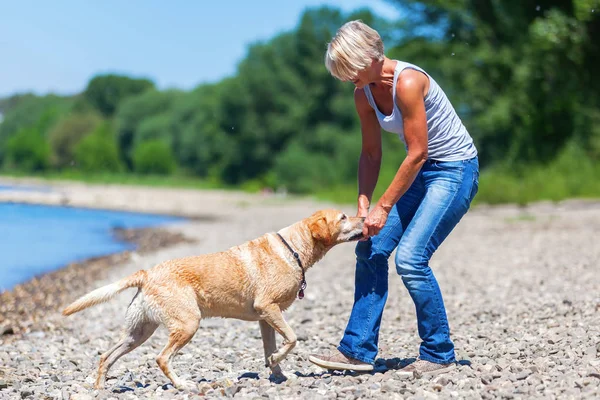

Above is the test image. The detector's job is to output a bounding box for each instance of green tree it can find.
[4,127,50,172]
[0,95,71,163]
[166,84,237,178]
[274,124,362,193]
[387,0,600,166]
[194,7,385,185]
[84,74,155,117]
[115,89,182,164]
[48,112,103,168]
[74,122,123,172]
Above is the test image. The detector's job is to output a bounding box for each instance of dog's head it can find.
[307,209,365,246]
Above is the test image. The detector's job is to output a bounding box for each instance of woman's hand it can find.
[363,205,390,238]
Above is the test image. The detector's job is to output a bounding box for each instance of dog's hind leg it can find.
[259,320,284,377]
[156,317,200,389]
[95,292,158,389]
[154,292,201,390]
[255,303,297,368]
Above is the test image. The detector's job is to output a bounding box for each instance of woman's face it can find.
[347,59,378,89]
[349,66,371,89]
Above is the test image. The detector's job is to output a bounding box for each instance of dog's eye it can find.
[340,214,347,220]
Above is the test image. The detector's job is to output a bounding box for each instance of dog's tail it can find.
[62,270,147,316]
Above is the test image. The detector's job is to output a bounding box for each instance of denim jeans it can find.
[338,157,479,364]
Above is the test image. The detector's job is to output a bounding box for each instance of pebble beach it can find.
[1,177,599,399]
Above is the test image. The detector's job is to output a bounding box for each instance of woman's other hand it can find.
[363,205,390,238]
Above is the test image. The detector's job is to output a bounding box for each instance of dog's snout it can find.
[355,217,365,230]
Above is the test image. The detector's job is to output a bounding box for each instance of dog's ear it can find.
[309,215,331,244]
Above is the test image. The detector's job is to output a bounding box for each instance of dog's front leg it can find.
[254,303,297,367]
[259,320,285,377]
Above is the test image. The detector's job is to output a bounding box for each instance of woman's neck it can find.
[370,57,397,89]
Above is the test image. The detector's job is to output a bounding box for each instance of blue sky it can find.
[0,1,401,97]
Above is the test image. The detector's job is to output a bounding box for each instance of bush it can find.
[132,140,177,175]
[272,123,403,195]
[48,112,103,168]
[74,122,124,173]
[273,141,340,193]
[475,141,600,205]
[4,127,51,172]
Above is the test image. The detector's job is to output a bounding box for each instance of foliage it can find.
[48,112,103,168]
[132,139,177,175]
[115,89,182,164]
[3,127,50,172]
[74,122,124,173]
[388,0,600,165]
[475,141,600,205]
[0,95,72,163]
[0,3,599,205]
[83,74,155,117]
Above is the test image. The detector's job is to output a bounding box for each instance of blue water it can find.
[0,184,53,192]
[0,203,184,291]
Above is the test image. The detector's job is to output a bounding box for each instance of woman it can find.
[308,20,479,377]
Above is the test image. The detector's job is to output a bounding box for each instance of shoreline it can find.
[0,177,296,341]
[1,177,599,398]
[0,175,304,220]
[0,176,299,341]
[1,179,599,335]
[0,225,196,339]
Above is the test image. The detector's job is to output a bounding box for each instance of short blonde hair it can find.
[325,20,384,81]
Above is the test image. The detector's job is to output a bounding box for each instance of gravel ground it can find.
[1,180,599,399]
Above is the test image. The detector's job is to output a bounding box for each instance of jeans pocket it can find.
[468,168,479,202]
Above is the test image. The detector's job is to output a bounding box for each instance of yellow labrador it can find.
[63,209,364,389]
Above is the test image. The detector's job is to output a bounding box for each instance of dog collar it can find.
[276,232,307,299]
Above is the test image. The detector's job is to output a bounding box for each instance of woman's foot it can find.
[309,349,373,371]
[396,358,456,378]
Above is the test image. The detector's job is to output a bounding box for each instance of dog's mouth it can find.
[348,231,365,241]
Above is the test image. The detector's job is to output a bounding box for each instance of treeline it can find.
[0,2,598,204]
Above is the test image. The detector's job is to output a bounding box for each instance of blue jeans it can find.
[338,157,479,364]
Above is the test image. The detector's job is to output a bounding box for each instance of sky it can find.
[0,1,401,98]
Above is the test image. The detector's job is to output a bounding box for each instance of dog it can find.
[62,209,364,389]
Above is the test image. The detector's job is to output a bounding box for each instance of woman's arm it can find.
[364,69,429,237]
[354,87,382,218]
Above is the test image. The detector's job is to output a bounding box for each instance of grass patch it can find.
[314,144,600,206]
[2,142,599,207]
[476,143,600,205]
[0,169,231,191]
